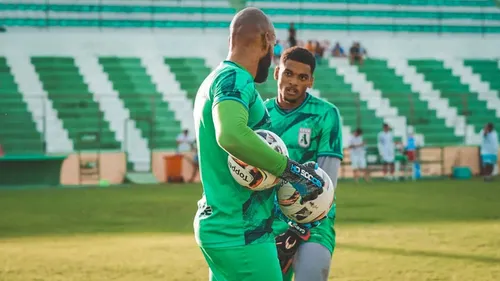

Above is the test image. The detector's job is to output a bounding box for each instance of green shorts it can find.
[200,242,282,281]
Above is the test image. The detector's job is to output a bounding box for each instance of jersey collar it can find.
[273,93,311,116]
[223,61,252,76]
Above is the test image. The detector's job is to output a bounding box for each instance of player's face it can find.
[275,59,313,104]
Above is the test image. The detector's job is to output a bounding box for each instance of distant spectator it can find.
[349,41,367,65]
[305,40,315,54]
[176,129,194,153]
[378,123,395,180]
[331,42,346,57]
[349,128,370,183]
[288,22,296,47]
[480,122,498,182]
[314,41,324,64]
[273,40,283,65]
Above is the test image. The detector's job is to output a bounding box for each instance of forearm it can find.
[213,100,288,176]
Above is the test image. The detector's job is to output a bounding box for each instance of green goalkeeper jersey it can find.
[265,94,343,218]
[193,61,276,248]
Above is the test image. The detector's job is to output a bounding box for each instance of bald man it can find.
[192,7,325,281]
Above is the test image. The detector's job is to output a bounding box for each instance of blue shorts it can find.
[481,154,497,165]
[193,155,199,165]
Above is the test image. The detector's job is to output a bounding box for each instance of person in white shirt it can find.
[349,128,370,183]
[377,123,395,180]
[480,123,498,182]
[176,129,194,153]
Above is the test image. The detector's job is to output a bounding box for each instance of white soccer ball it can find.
[228,129,289,191]
[277,167,335,224]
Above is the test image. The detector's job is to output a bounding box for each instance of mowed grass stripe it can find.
[0,180,499,238]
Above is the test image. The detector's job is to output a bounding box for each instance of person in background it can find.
[288,22,296,47]
[331,42,345,58]
[480,122,498,182]
[394,139,408,181]
[274,40,283,65]
[349,42,366,66]
[176,129,193,153]
[314,41,324,65]
[405,132,418,180]
[349,128,370,183]
[305,40,315,54]
[378,123,395,180]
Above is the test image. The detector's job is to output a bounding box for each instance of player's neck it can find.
[276,94,307,111]
[226,51,257,79]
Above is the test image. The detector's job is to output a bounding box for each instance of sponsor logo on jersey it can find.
[298,128,311,148]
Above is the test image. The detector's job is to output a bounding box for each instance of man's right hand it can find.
[279,159,324,202]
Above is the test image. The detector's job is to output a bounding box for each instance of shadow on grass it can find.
[340,243,500,264]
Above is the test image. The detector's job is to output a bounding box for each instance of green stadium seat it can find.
[99,57,181,149]
[0,57,44,154]
[31,56,121,150]
[357,59,460,145]
[164,57,212,102]
[408,59,500,133]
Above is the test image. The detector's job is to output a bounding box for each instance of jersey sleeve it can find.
[318,106,343,160]
[212,69,256,111]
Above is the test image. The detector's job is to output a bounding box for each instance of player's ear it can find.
[274,66,279,80]
[308,76,314,88]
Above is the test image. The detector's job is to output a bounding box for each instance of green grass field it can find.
[0,179,499,281]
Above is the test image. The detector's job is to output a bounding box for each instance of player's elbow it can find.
[216,130,240,154]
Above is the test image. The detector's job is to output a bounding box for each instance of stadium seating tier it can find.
[356,59,461,145]
[31,57,121,150]
[99,57,181,149]
[409,59,499,132]
[0,57,45,154]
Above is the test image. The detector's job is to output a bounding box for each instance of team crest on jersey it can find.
[298,128,311,148]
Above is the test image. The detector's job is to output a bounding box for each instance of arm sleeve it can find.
[317,156,340,191]
[318,107,343,160]
[213,100,288,176]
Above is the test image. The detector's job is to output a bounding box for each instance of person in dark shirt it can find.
[331,42,345,57]
[349,42,367,65]
[288,22,296,47]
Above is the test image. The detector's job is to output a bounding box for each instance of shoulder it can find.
[263,97,276,108]
[307,95,340,118]
[213,63,255,93]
